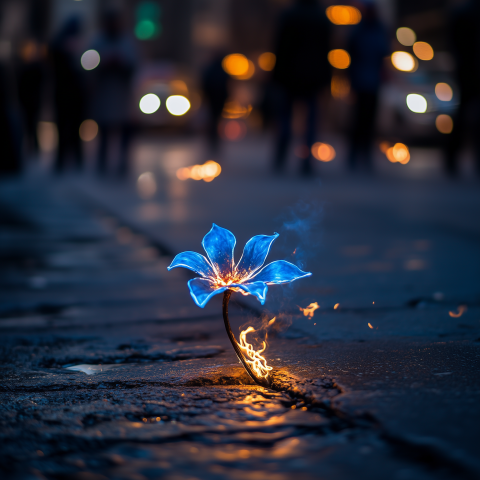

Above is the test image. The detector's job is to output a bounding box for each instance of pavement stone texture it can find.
[0,136,479,480]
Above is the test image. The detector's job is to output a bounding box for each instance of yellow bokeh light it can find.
[436,114,453,134]
[79,119,98,142]
[176,160,221,182]
[326,6,361,25]
[328,49,350,69]
[435,83,453,102]
[311,142,336,162]
[386,143,410,164]
[396,27,416,46]
[166,95,191,116]
[222,54,249,76]
[413,42,434,61]
[391,51,416,72]
[258,52,276,71]
[235,60,255,80]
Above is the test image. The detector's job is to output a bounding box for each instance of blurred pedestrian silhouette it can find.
[0,63,23,176]
[17,39,45,158]
[201,52,229,160]
[446,0,480,177]
[272,0,331,176]
[347,2,389,172]
[50,17,85,173]
[90,10,136,177]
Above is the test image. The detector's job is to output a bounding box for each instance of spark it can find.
[449,305,467,318]
[368,323,374,329]
[334,303,340,309]
[299,302,320,319]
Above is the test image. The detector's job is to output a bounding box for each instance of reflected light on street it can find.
[406,94,427,113]
[326,6,361,25]
[223,120,247,141]
[396,27,416,46]
[386,143,410,164]
[391,51,416,72]
[166,95,191,116]
[81,49,100,70]
[222,101,252,119]
[37,122,58,153]
[436,114,453,134]
[258,52,276,71]
[328,49,350,69]
[413,41,434,61]
[79,119,98,142]
[176,160,221,182]
[139,94,161,114]
[311,142,336,162]
[331,74,350,99]
[137,172,157,199]
[435,83,453,101]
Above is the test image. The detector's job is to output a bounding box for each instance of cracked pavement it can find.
[0,139,479,480]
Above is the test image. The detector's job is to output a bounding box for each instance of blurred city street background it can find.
[0,1,479,479]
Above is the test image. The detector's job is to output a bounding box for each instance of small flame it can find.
[334,303,340,310]
[368,323,374,329]
[299,302,320,319]
[237,318,275,379]
[449,305,467,318]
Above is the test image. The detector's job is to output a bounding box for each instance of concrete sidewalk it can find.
[0,136,479,480]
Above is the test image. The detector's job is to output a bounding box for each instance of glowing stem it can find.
[222,290,272,388]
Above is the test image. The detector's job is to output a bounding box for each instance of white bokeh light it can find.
[81,50,100,70]
[406,94,427,113]
[166,95,191,116]
[139,94,161,114]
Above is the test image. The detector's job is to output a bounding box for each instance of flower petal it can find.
[232,281,268,305]
[188,278,227,308]
[202,224,236,277]
[235,233,279,280]
[252,260,312,285]
[167,251,215,278]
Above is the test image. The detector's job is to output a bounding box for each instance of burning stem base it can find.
[222,290,272,389]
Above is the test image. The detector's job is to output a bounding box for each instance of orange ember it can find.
[449,305,467,318]
[299,302,320,319]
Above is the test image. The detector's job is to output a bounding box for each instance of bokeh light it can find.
[328,49,351,69]
[406,94,427,113]
[311,142,336,162]
[135,20,158,40]
[79,119,98,142]
[223,120,247,141]
[386,143,410,164]
[166,95,191,116]
[331,74,350,99]
[326,6,361,25]
[139,94,161,114]
[222,54,249,76]
[396,27,416,46]
[435,83,453,101]
[391,51,416,72]
[413,42,434,61]
[80,49,100,70]
[137,172,157,199]
[176,161,221,182]
[436,114,453,134]
[258,52,276,71]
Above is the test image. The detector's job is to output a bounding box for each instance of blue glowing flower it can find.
[168,224,312,308]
